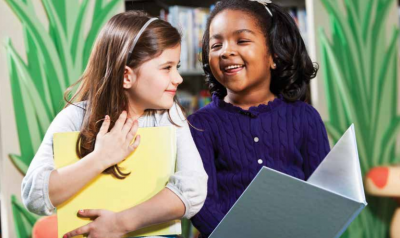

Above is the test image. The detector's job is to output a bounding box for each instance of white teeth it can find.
[224,65,243,70]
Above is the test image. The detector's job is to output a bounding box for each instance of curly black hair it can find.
[202,0,318,102]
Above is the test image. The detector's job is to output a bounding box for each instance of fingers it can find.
[129,134,141,152]
[112,111,127,132]
[126,120,138,142]
[122,118,134,135]
[64,223,90,238]
[78,209,102,218]
[98,115,110,136]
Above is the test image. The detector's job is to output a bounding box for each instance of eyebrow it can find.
[210,29,256,40]
[159,61,180,67]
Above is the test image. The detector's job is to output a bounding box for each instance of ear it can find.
[123,66,137,89]
[268,54,276,70]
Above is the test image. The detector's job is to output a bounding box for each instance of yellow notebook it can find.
[53,126,180,238]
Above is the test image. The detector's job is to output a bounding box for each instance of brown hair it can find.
[64,11,181,179]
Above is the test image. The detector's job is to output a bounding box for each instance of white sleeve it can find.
[21,104,85,215]
[163,103,208,219]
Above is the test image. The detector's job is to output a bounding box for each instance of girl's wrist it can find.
[86,150,109,173]
[116,209,140,234]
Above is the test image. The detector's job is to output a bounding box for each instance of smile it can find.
[165,90,176,95]
[223,64,245,75]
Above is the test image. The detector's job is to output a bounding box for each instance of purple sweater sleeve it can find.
[301,104,331,179]
[188,113,225,237]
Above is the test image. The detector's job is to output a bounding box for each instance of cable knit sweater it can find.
[188,94,331,237]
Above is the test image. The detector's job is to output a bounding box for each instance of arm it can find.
[301,104,331,179]
[118,188,185,232]
[63,188,184,238]
[22,104,84,215]
[189,113,226,237]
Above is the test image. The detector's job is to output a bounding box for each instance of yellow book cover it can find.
[53,126,180,238]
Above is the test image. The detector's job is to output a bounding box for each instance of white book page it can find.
[307,124,367,204]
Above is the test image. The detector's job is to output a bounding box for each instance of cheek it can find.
[151,75,170,92]
[209,54,221,76]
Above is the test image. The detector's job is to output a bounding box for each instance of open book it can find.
[210,124,367,238]
[53,126,180,238]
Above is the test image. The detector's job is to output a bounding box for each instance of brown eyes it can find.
[211,44,222,49]
[210,40,251,50]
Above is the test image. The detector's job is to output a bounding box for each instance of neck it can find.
[126,98,145,120]
[224,88,276,110]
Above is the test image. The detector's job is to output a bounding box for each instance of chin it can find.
[225,84,248,93]
[157,101,174,110]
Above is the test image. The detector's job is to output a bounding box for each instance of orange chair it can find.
[365,166,400,238]
[32,215,58,238]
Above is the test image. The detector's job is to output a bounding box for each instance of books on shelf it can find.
[288,7,309,49]
[177,89,211,115]
[166,6,209,73]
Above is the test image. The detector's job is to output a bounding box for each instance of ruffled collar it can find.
[211,93,283,117]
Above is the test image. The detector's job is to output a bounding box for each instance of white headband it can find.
[127,17,158,60]
[249,0,273,17]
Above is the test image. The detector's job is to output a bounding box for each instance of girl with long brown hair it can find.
[22,11,207,238]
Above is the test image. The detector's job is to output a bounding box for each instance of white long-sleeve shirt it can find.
[21,102,208,231]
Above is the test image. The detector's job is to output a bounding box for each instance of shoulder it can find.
[187,104,222,136]
[53,101,86,131]
[62,101,86,116]
[299,102,324,122]
[280,100,322,120]
[188,103,218,125]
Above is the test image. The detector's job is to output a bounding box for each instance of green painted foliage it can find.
[4,0,122,175]
[318,0,400,237]
[11,195,40,238]
[4,1,122,237]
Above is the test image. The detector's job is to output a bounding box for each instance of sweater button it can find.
[258,159,263,164]
[254,137,259,142]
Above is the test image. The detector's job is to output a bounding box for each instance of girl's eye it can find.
[211,43,222,49]
[238,40,250,44]
[177,64,181,69]
[164,66,172,70]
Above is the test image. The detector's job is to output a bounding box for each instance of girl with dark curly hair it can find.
[188,1,331,237]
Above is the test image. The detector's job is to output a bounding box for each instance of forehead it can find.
[146,44,181,65]
[209,9,263,37]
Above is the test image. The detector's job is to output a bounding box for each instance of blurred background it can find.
[0,0,400,237]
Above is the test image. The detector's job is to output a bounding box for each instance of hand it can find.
[93,111,140,170]
[63,209,126,238]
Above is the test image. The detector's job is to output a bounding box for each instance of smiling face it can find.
[123,44,183,112]
[208,9,275,96]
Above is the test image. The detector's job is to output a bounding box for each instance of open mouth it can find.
[223,64,245,74]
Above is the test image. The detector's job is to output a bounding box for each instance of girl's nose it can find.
[221,49,237,59]
[172,73,183,85]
